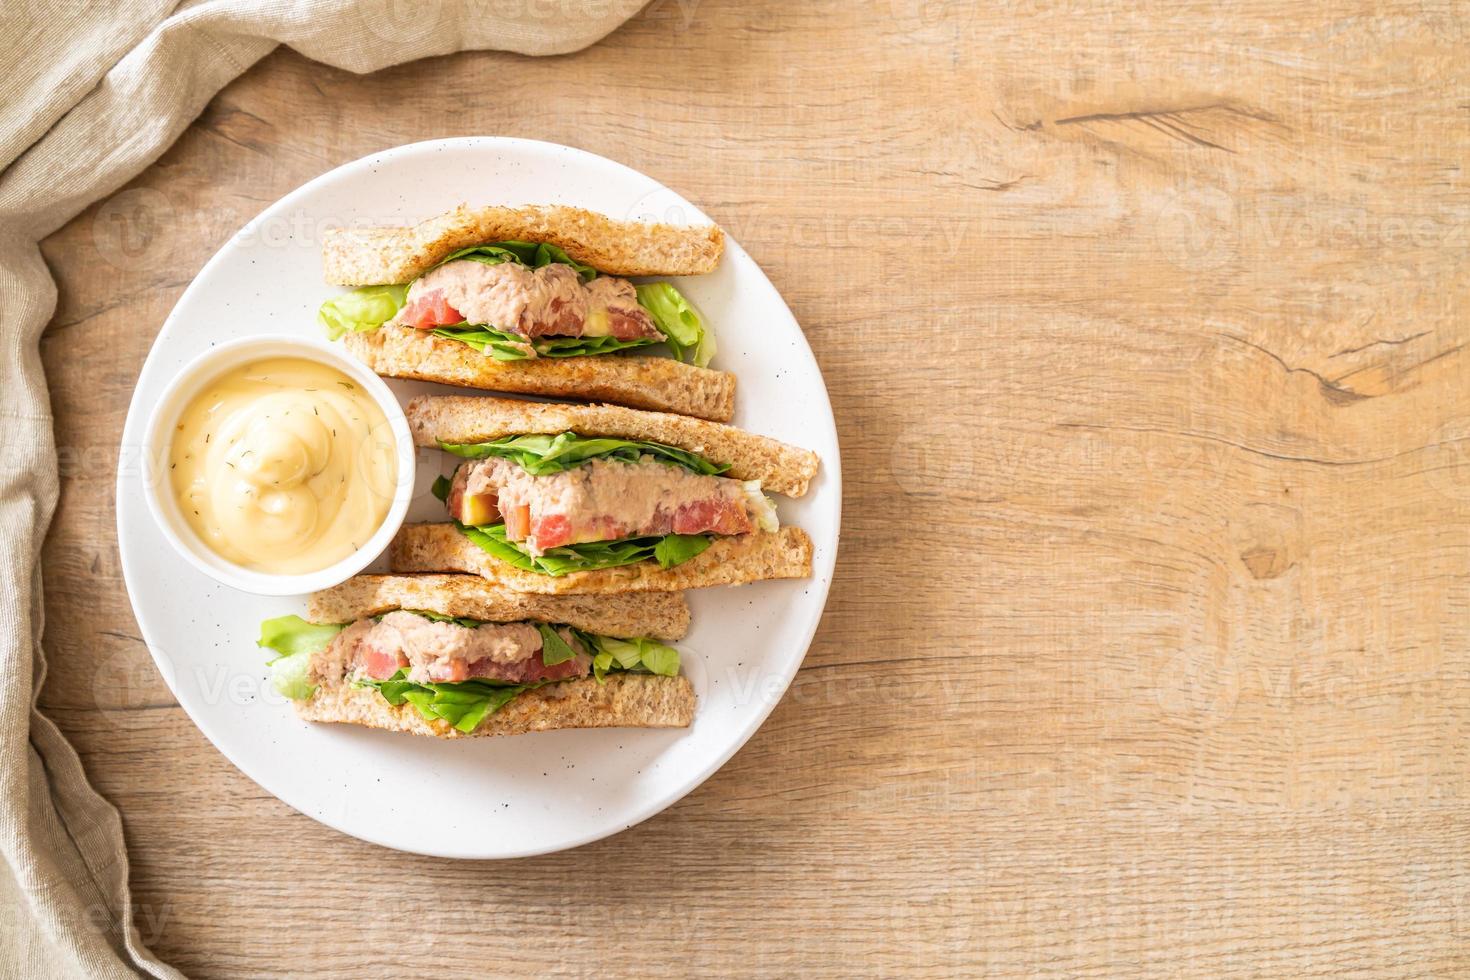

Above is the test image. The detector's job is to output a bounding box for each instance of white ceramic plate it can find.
[116,138,841,858]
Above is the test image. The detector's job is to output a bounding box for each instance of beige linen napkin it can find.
[0,2,643,975]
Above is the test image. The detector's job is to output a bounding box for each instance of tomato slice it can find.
[672,498,752,536]
[400,289,463,330]
[529,513,573,550]
[358,641,408,681]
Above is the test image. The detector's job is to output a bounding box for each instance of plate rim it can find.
[115,136,842,858]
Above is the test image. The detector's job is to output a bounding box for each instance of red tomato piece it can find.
[672,498,751,536]
[400,289,463,330]
[530,513,574,550]
[358,640,408,680]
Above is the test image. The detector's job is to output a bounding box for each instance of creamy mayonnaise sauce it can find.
[168,357,395,574]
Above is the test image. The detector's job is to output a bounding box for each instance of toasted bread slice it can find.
[391,523,813,594]
[307,574,690,640]
[344,326,735,422]
[322,204,724,285]
[296,672,695,739]
[409,395,819,497]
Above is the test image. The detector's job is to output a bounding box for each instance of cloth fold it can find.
[1,2,643,975]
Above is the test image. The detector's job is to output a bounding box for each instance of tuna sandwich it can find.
[259,574,695,739]
[389,395,821,594]
[316,204,735,421]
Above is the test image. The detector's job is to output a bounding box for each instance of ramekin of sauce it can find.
[143,337,414,595]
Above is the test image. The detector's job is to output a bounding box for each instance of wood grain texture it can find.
[35,1,1470,975]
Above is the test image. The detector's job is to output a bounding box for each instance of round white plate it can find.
[116,138,841,858]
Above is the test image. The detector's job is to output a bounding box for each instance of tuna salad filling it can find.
[321,611,590,685]
[259,612,682,733]
[397,261,662,344]
[318,240,716,366]
[431,430,780,576]
[447,456,762,555]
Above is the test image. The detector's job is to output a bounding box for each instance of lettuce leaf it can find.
[317,284,408,339]
[579,634,681,681]
[360,670,531,733]
[638,642,681,677]
[440,432,728,477]
[653,534,714,567]
[267,650,318,701]
[257,615,345,700]
[456,521,712,576]
[431,323,656,361]
[537,624,577,666]
[437,242,598,281]
[635,282,716,368]
[397,609,483,629]
[258,615,344,656]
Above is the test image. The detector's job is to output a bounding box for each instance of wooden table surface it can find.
[36,2,1470,976]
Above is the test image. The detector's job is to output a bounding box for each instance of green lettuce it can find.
[397,609,483,629]
[635,282,715,367]
[430,324,656,361]
[360,671,533,733]
[317,284,408,340]
[653,534,715,567]
[258,615,345,656]
[440,431,728,477]
[437,241,598,281]
[267,649,318,701]
[538,624,577,666]
[583,635,681,681]
[456,522,712,577]
[257,615,345,700]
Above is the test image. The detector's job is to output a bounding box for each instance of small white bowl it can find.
[141,335,415,596]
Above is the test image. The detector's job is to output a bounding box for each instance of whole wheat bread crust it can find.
[345,326,735,422]
[307,574,689,640]
[296,672,695,739]
[390,524,813,594]
[322,204,723,285]
[409,395,818,497]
